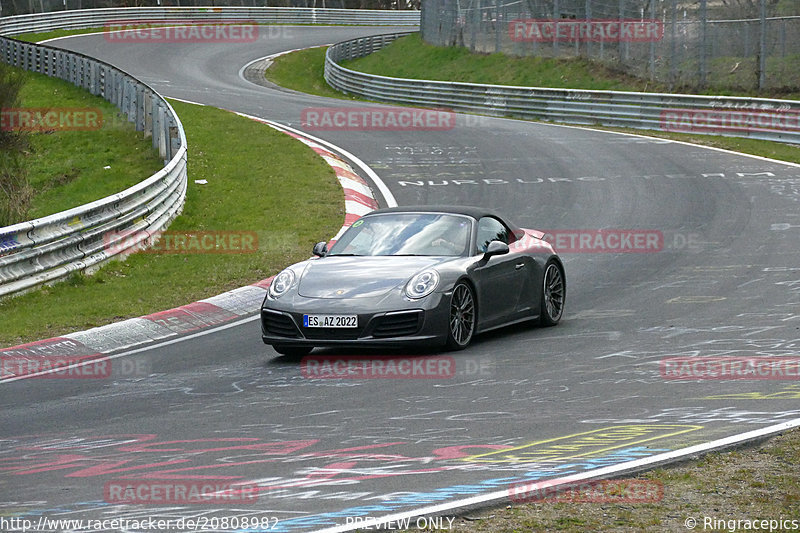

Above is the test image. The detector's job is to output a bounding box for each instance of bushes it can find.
[0,63,31,227]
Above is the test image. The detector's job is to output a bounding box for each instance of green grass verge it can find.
[432,427,800,532]
[15,69,164,223]
[265,46,357,100]
[343,34,800,99]
[345,34,644,91]
[264,39,800,165]
[0,100,343,347]
[11,28,108,43]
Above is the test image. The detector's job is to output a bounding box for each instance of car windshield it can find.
[328,213,472,257]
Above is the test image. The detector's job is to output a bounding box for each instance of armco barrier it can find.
[0,7,419,35]
[0,8,417,299]
[0,11,192,299]
[0,37,187,298]
[325,32,800,145]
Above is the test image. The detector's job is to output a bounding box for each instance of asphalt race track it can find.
[2,24,800,532]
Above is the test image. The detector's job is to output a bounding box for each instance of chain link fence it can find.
[421,0,800,91]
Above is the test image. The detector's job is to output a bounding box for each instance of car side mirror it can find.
[312,241,328,257]
[484,240,509,257]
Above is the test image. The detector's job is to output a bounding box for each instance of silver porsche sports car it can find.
[261,206,565,356]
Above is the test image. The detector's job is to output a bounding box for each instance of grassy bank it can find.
[434,427,800,532]
[12,28,107,43]
[265,46,354,100]
[265,38,800,165]
[343,34,800,99]
[0,99,342,347]
[14,69,165,223]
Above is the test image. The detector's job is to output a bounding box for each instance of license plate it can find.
[303,314,358,328]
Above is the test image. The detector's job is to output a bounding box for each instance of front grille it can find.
[372,311,423,338]
[262,310,301,338]
[302,327,362,340]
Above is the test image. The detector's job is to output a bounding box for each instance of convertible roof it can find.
[367,205,522,234]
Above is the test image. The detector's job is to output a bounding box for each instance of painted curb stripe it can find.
[0,113,380,382]
[308,417,800,533]
[142,301,239,335]
[343,188,379,209]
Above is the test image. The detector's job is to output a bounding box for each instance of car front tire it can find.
[446,281,476,350]
[538,260,565,326]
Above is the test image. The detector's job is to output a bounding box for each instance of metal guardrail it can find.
[0,27,187,297]
[0,7,420,35]
[0,8,417,298]
[325,32,800,145]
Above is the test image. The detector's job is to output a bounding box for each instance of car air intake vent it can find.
[303,327,362,340]
[373,311,422,338]
[262,310,301,338]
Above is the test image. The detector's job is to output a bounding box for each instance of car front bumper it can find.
[260,291,451,349]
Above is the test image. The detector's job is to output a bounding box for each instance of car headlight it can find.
[268,269,296,299]
[405,270,439,299]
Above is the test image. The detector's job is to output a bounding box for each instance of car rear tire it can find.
[538,261,565,326]
[446,281,476,350]
[273,345,313,357]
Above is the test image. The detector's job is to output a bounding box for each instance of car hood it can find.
[298,256,448,299]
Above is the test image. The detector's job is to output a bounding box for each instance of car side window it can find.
[476,217,510,253]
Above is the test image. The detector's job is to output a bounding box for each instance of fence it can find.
[0,7,417,298]
[325,32,800,144]
[0,36,187,298]
[0,4,421,25]
[421,0,800,92]
[0,7,418,34]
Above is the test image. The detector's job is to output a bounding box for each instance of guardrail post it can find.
[144,91,153,140]
[151,98,161,152]
[0,26,189,297]
[324,31,800,147]
[157,104,168,161]
[115,71,123,109]
[56,49,65,78]
[90,61,99,96]
[169,124,179,161]
[135,84,145,132]
[122,78,131,123]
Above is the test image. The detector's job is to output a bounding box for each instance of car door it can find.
[471,216,526,329]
